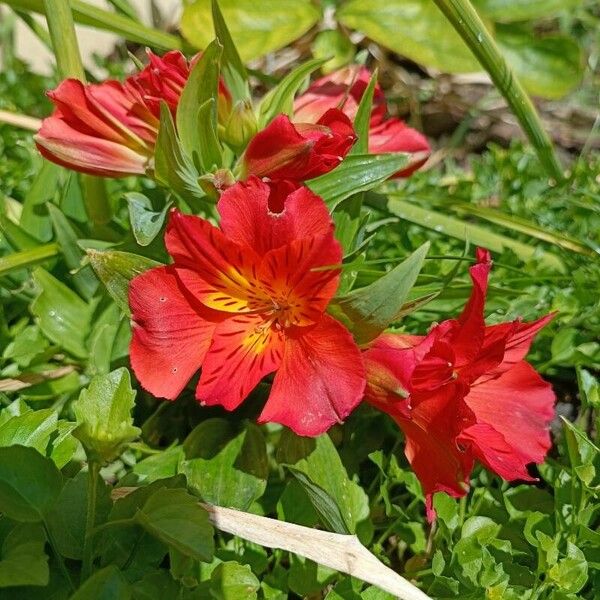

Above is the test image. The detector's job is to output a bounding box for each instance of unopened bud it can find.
[221,100,258,151]
[198,168,236,200]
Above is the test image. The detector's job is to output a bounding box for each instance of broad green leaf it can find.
[181,0,320,62]
[0,523,49,588]
[46,470,111,560]
[0,445,62,522]
[333,242,429,343]
[72,368,140,462]
[47,203,98,299]
[338,0,480,73]
[209,562,260,600]
[19,162,58,242]
[372,195,565,271]
[548,542,588,593]
[133,446,184,484]
[308,154,412,209]
[577,368,600,409]
[0,408,57,454]
[312,29,355,74]
[31,268,94,358]
[181,419,267,511]
[474,0,583,22]
[176,40,222,166]
[277,432,369,534]
[276,479,319,527]
[125,193,172,248]
[0,244,59,277]
[69,565,131,600]
[136,487,214,561]
[49,421,80,469]
[1,0,181,50]
[2,325,49,368]
[258,58,329,128]
[496,26,583,99]
[350,70,378,155]
[155,103,204,202]
[87,249,160,315]
[211,0,249,101]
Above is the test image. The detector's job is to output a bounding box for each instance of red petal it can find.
[259,315,365,436]
[129,266,220,399]
[258,233,342,325]
[464,361,555,469]
[217,177,333,255]
[165,210,264,313]
[368,118,430,177]
[196,314,285,411]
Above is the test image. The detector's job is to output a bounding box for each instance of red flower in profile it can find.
[35,50,231,177]
[363,249,555,519]
[242,109,356,182]
[293,65,430,177]
[129,177,365,436]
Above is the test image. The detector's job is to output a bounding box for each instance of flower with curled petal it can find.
[129,176,365,436]
[363,248,555,519]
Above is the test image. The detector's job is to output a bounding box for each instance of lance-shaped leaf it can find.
[350,71,378,155]
[196,98,223,171]
[176,39,222,166]
[307,154,416,210]
[71,368,140,463]
[125,193,172,248]
[332,242,430,344]
[87,249,160,315]
[258,58,328,128]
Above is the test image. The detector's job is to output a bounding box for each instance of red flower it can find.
[35,51,231,177]
[363,249,555,519]
[129,177,365,436]
[293,65,430,177]
[242,109,356,182]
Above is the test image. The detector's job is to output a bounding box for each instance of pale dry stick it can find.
[112,487,432,600]
[0,109,41,131]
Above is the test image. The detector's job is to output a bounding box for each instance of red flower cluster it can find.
[129,177,365,436]
[363,249,555,519]
[294,65,431,177]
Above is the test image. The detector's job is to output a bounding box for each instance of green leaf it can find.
[176,40,222,165]
[136,487,214,561]
[308,154,412,209]
[31,267,94,358]
[474,0,583,22]
[87,249,160,316]
[258,58,329,128]
[338,0,479,73]
[125,193,172,248]
[277,432,369,534]
[47,203,98,299]
[333,242,429,344]
[1,325,49,368]
[72,368,140,462]
[1,0,182,50]
[0,445,62,522]
[0,244,59,277]
[181,0,320,62]
[69,565,131,600]
[577,368,600,409]
[350,70,378,155]
[209,562,260,600]
[19,162,58,242]
[154,103,204,202]
[371,195,565,271]
[312,29,356,75]
[181,419,267,511]
[548,542,588,593]
[46,470,111,560]
[49,421,80,469]
[211,0,249,102]
[495,26,583,100]
[0,522,49,588]
[196,98,224,171]
[0,408,57,454]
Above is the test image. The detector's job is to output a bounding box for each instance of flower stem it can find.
[432,0,564,182]
[81,461,100,582]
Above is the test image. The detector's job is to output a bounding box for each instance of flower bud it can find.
[220,100,258,151]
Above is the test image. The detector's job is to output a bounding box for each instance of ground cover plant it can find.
[0,0,599,598]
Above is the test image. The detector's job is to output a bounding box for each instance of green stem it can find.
[43,520,75,592]
[432,0,563,182]
[81,461,100,581]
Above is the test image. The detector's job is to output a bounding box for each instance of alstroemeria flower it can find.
[129,177,365,436]
[363,248,555,519]
[35,50,231,177]
[293,65,430,177]
[242,109,356,181]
